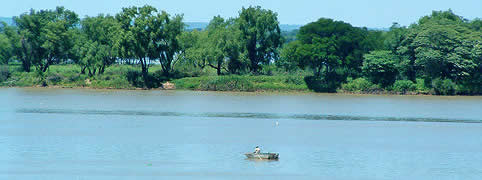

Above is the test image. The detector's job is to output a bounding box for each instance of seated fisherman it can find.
[254,146,261,154]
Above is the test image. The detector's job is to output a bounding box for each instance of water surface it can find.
[1,88,482,179]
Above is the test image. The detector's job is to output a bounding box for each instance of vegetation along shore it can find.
[0,6,480,95]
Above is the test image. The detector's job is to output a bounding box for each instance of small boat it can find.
[245,152,279,160]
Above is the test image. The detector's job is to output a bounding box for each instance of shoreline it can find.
[2,85,479,97]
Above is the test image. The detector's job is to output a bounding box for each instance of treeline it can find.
[0,6,480,94]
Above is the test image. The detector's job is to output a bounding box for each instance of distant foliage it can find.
[392,80,416,94]
[362,50,399,87]
[0,7,480,94]
[432,78,456,95]
[46,73,65,85]
[201,76,254,91]
[0,66,10,82]
[340,78,380,93]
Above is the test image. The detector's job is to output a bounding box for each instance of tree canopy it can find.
[1,7,481,94]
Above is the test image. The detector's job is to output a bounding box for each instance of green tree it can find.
[78,15,122,75]
[237,6,282,73]
[178,30,208,70]
[296,18,374,77]
[150,11,184,77]
[116,5,156,83]
[14,7,79,72]
[182,16,245,75]
[362,50,399,87]
[399,10,481,85]
[0,23,13,64]
[117,5,183,84]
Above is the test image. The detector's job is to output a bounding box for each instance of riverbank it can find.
[1,64,479,95]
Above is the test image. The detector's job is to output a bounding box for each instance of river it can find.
[1,88,481,179]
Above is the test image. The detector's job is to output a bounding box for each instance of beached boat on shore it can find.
[245,152,279,160]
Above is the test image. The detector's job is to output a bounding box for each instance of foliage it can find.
[14,7,80,72]
[181,16,244,75]
[432,78,456,95]
[238,6,282,73]
[340,78,380,93]
[399,10,481,84]
[46,73,64,85]
[0,30,13,64]
[0,65,10,82]
[116,5,184,85]
[362,50,399,87]
[392,80,416,94]
[0,7,481,95]
[70,15,121,76]
[174,75,307,92]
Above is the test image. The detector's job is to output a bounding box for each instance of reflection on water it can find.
[1,88,482,180]
[16,108,482,123]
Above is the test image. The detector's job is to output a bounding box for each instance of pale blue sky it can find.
[1,0,481,28]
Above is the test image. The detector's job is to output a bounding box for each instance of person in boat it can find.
[254,146,261,154]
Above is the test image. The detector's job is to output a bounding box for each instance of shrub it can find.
[304,76,335,93]
[68,73,87,83]
[432,78,456,95]
[392,80,416,94]
[0,66,10,82]
[284,76,304,85]
[200,76,254,91]
[340,78,379,93]
[415,78,430,93]
[46,73,64,85]
[126,70,143,87]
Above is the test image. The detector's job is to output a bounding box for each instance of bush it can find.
[340,78,380,93]
[304,76,335,93]
[432,78,456,95]
[392,80,416,94]
[415,78,430,93]
[126,70,143,87]
[68,73,86,82]
[285,76,304,85]
[46,73,64,85]
[200,76,254,91]
[0,66,10,82]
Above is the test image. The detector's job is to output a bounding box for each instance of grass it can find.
[2,64,476,95]
[2,64,136,89]
[173,75,308,92]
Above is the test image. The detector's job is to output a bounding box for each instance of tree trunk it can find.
[248,35,258,73]
[81,66,86,74]
[140,57,149,87]
[407,51,416,82]
[99,65,105,74]
[208,63,222,76]
[22,57,31,72]
[217,60,222,75]
[20,39,31,72]
[41,59,51,72]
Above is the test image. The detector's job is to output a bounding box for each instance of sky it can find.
[1,0,481,28]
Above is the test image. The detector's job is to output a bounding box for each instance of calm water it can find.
[1,88,482,180]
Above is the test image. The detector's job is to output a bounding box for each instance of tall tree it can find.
[0,22,13,64]
[399,10,481,84]
[181,16,244,75]
[79,15,122,75]
[296,18,372,77]
[116,5,159,83]
[150,11,184,77]
[14,7,79,72]
[362,50,400,87]
[117,5,183,84]
[237,6,282,73]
